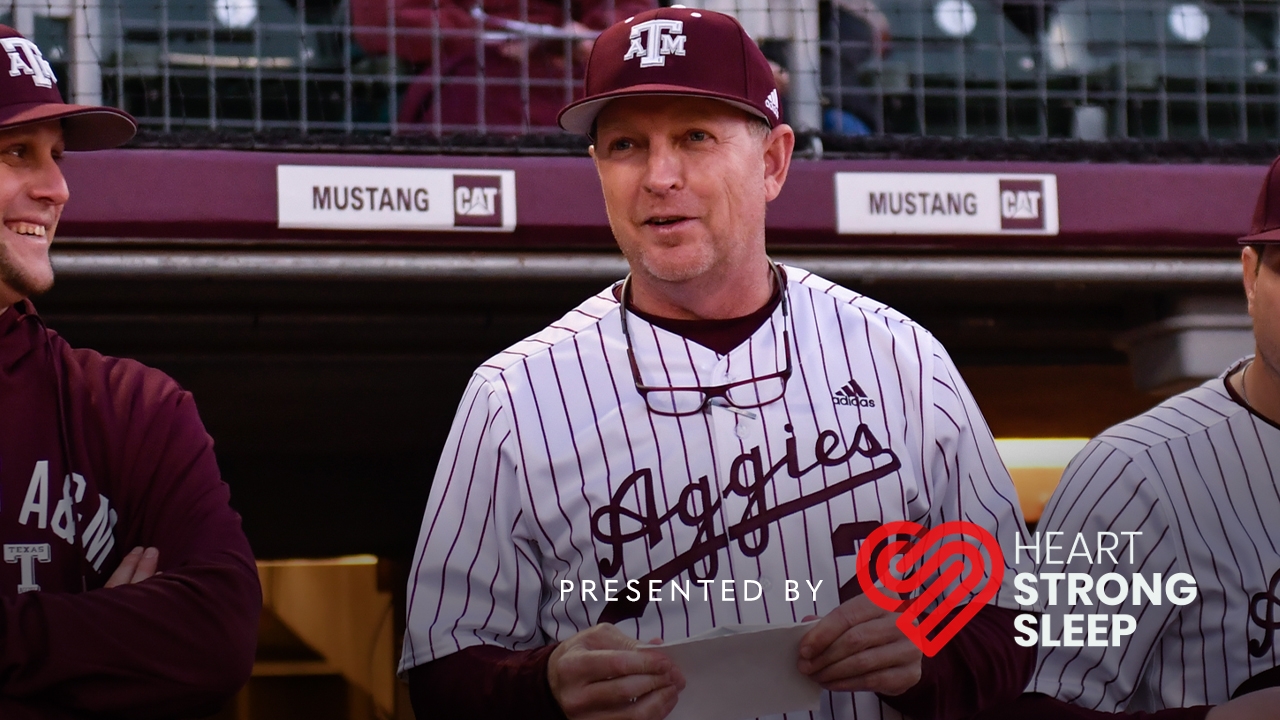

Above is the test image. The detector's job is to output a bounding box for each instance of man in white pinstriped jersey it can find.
[980,160,1280,720]
[399,7,1039,720]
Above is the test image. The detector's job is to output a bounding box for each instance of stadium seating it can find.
[6,0,1280,138]
[97,0,353,128]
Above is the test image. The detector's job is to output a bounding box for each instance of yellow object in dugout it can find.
[995,438,1089,524]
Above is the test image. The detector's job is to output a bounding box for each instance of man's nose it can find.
[30,156,70,207]
[642,142,683,194]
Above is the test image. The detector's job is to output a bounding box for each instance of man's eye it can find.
[688,131,709,142]
[610,139,633,152]
[2,145,24,159]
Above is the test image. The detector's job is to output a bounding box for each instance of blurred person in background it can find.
[351,0,655,131]
[683,0,890,135]
[819,0,888,136]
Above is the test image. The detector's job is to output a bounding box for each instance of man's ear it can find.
[1243,246,1260,318]
[762,123,795,203]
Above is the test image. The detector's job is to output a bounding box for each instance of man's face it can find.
[1245,244,1280,378]
[591,96,792,287]
[0,121,68,306]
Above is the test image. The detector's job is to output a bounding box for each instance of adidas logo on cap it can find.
[765,89,779,119]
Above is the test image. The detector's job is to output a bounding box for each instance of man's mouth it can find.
[5,222,48,238]
[646,216,690,227]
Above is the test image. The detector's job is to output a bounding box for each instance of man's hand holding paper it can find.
[798,595,925,697]
[548,624,685,720]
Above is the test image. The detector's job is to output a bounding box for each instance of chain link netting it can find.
[4,0,1279,150]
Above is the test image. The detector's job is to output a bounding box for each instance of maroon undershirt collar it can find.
[618,282,783,355]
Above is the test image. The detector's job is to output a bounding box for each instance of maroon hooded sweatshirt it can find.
[0,301,261,718]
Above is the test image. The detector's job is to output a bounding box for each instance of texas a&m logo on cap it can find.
[558,7,782,134]
[999,179,1045,231]
[2,37,57,89]
[453,175,503,228]
[623,18,686,67]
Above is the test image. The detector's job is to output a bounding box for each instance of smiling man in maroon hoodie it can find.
[0,25,261,719]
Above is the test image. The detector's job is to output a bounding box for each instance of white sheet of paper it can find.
[655,621,821,720]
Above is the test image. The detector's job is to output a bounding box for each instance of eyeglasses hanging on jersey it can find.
[618,260,793,417]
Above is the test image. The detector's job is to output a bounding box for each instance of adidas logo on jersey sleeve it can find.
[832,379,876,407]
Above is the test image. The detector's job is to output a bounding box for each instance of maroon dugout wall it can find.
[58,150,1262,251]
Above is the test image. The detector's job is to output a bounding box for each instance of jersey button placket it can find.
[706,355,749,600]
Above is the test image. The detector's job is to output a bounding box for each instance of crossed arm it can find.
[0,548,163,720]
[0,379,261,717]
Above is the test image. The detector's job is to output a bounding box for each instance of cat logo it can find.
[999,179,1045,231]
[455,187,497,216]
[623,19,685,68]
[2,37,57,89]
[453,175,503,227]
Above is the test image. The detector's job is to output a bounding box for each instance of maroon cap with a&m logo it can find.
[557,7,781,135]
[0,25,135,150]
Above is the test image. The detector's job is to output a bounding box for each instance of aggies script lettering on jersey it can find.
[1031,368,1280,712]
[402,266,1034,720]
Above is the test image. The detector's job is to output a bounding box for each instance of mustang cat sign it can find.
[836,172,1059,236]
[277,165,517,232]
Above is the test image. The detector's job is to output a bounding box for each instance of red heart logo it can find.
[855,520,1004,657]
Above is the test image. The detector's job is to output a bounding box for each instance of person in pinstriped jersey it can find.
[399,8,1041,720]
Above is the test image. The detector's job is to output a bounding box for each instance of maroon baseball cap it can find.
[557,7,781,135]
[1240,154,1280,244]
[0,25,136,150]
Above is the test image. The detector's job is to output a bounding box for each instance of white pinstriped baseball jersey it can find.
[401,265,1032,719]
[1031,359,1280,712]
